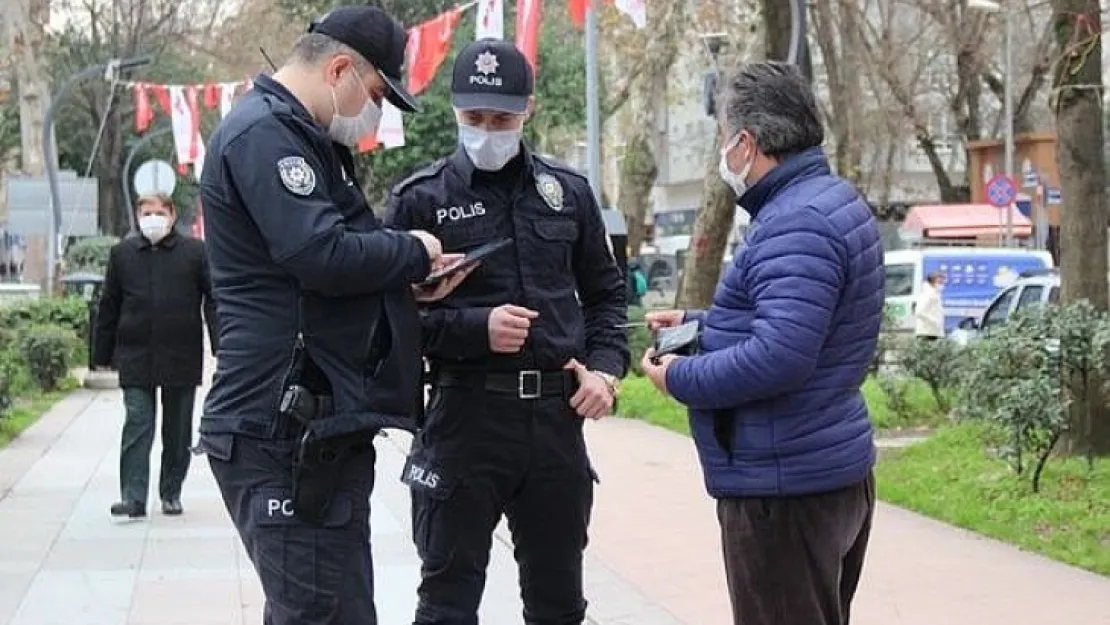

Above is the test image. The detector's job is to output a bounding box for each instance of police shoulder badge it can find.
[277,156,316,196]
[536,173,564,211]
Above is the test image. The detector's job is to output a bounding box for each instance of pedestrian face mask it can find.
[458,123,522,172]
[328,70,382,147]
[718,132,754,197]
[139,214,171,244]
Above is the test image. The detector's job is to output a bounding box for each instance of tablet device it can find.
[420,237,514,286]
[652,320,700,363]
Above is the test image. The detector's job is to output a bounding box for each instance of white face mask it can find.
[718,133,754,197]
[328,72,382,147]
[458,123,522,171]
[139,214,171,243]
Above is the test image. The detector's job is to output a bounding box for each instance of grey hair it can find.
[288,32,373,73]
[718,61,824,158]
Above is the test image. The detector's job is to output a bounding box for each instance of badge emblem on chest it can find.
[536,173,564,211]
[277,156,316,196]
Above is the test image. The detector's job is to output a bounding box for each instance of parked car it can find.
[949,268,1060,345]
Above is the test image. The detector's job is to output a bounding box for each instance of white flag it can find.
[378,100,405,149]
[219,82,237,118]
[168,86,195,166]
[476,0,504,39]
[615,0,646,29]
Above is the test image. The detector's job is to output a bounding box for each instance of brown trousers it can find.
[717,472,875,625]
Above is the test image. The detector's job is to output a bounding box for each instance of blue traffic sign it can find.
[985,174,1016,208]
[1046,186,1062,205]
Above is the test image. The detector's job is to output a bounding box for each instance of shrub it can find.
[0,349,28,423]
[953,303,1110,492]
[899,338,964,413]
[19,325,76,392]
[64,236,118,274]
[0,297,90,347]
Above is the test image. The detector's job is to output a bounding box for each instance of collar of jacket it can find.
[131,229,179,250]
[737,146,831,217]
[450,142,536,187]
[252,74,315,126]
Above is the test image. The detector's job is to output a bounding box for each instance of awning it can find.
[900,203,1033,239]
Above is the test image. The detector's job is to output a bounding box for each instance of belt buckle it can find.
[518,370,541,400]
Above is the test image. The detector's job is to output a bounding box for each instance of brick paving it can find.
[0,374,1108,624]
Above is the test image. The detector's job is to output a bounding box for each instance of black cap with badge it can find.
[307,5,420,113]
[451,38,535,115]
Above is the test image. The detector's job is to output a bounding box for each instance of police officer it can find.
[386,39,629,625]
[197,6,471,625]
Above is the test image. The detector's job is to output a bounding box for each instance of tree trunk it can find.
[96,108,126,236]
[6,0,52,175]
[676,0,814,309]
[1053,0,1110,455]
[677,151,733,309]
[616,0,684,258]
[811,0,863,186]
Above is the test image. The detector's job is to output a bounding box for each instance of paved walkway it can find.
[1,384,1108,625]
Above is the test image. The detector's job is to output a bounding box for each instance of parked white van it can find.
[883,247,1055,333]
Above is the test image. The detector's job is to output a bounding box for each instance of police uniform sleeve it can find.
[571,182,630,378]
[385,184,493,360]
[222,118,430,295]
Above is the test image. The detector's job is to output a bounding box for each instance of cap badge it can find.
[475,51,499,75]
[536,174,564,211]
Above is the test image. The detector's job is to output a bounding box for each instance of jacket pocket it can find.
[531,219,579,287]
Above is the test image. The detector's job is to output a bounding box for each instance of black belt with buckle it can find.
[435,369,576,400]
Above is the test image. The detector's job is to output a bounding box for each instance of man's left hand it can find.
[564,359,614,420]
[641,348,679,396]
[412,253,478,303]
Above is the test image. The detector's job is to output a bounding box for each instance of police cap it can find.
[308,5,420,113]
[450,38,534,115]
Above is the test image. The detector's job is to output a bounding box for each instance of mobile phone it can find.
[651,320,700,363]
[420,237,514,286]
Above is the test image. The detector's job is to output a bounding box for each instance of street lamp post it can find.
[42,55,151,294]
[969,0,1014,246]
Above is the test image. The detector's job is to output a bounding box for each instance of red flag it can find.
[151,84,172,116]
[134,83,154,134]
[406,8,463,96]
[203,83,219,109]
[568,0,588,27]
[515,0,542,73]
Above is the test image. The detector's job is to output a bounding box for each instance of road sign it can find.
[1046,187,1062,205]
[1023,169,1039,187]
[985,173,1016,208]
[133,159,176,196]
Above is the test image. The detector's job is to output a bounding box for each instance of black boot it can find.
[110,500,146,518]
[161,499,183,515]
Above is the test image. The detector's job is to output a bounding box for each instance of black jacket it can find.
[386,147,629,378]
[93,231,218,387]
[198,75,431,440]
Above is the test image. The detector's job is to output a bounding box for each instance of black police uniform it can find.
[196,7,426,625]
[385,41,629,625]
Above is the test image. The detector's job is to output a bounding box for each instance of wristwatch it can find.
[591,370,621,396]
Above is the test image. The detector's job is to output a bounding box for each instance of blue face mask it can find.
[458,123,522,171]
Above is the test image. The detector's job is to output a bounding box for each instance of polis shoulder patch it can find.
[536,173,564,211]
[277,156,316,196]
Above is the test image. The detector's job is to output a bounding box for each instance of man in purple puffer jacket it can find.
[641,61,884,625]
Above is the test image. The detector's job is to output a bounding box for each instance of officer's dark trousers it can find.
[119,386,195,504]
[406,384,595,625]
[717,472,875,625]
[206,430,378,625]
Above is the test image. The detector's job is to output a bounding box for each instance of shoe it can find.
[110,500,146,518]
[161,499,183,515]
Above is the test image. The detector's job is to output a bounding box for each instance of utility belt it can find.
[277,383,370,526]
[434,368,577,400]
